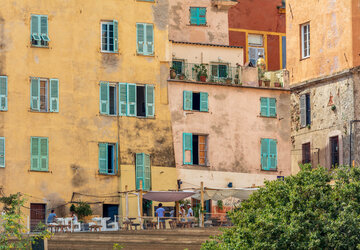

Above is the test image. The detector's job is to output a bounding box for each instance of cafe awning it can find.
[143,191,196,202]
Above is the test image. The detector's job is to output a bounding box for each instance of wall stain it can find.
[152,0,169,31]
[71,164,88,188]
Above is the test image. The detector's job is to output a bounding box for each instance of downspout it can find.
[349,120,360,166]
[117,115,123,220]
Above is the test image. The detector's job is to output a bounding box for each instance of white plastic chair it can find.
[108,216,119,231]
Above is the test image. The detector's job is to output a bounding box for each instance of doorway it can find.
[30,203,46,232]
[330,136,339,168]
[103,204,119,222]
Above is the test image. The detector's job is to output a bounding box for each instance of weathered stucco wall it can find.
[169,0,229,45]
[290,74,355,173]
[286,0,353,84]
[169,81,291,188]
[0,0,176,219]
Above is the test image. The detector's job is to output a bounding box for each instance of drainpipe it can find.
[349,120,360,166]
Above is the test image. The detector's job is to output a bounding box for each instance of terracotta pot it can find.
[234,79,239,84]
[225,79,232,84]
[170,70,176,79]
[179,75,185,80]
[199,75,207,82]
[258,80,263,87]
[264,80,270,87]
[274,82,281,87]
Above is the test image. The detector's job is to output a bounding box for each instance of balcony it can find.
[212,0,238,10]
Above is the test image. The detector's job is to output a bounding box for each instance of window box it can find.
[211,0,237,10]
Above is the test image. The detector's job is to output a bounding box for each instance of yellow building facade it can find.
[0,0,176,227]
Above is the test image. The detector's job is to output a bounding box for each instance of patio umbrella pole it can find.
[125,185,129,219]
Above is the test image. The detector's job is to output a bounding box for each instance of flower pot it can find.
[170,69,176,79]
[258,80,263,87]
[199,75,207,82]
[234,79,239,84]
[264,80,270,87]
[179,75,185,80]
[274,82,281,87]
[225,79,232,84]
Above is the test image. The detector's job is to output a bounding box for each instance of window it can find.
[330,136,339,168]
[248,34,265,66]
[30,78,59,112]
[211,64,228,79]
[190,7,206,26]
[99,143,118,175]
[260,97,277,117]
[101,21,118,53]
[136,23,154,56]
[31,137,48,171]
[100,82,154,117]
[0,76,8,111]
[31,15,50,47]
[0,137,4,168]
[302,142,311,164]
[183,91,208,112]
[248,34,263,46]
[261,138,277,170]
[136,153,151,191]
[183,133,207,166]
[172,60,184,75]
[300,93,311,127]
[249,47,265,66]
[301,23,310,59]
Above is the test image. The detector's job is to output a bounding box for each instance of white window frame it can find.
[101,21,115,53]
[301,23,310,59]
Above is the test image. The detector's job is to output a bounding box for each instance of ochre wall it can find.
[0,0,176,220]
[353,0,360,67]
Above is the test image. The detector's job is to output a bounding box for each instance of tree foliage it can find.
[202,165,360,249]
[73,202,92,220]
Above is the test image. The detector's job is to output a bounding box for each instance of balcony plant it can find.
[234,74,239,84]
[169,67,176,79]
[193,64,208,82]
[225,78,232,84]
[179,73,185,80]
[263,78,271,87]
[274,82,282,87]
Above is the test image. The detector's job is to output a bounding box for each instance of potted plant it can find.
[217,200,224,213]
[258,80,263,87]
[193,64,208,82]
[263,78,271,87]
[74,202,92,222]
[169,67,176,79]
[179,73,185,80]
[234,74,239,84]
[225,78,232,84]
[274,82,281,87]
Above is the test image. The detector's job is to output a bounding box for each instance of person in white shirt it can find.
[187,204,193,217]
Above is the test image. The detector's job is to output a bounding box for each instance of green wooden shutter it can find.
[269,98,276,117]
[199,8,206,25]
[31,15,41,41]
[30,78,40,111]
[145,85,154,117]
[144,154,151,191]
[183,133,193,165]
[300,94,306,127]
[40,16,50,42]
[269,139,277,170]
[40,138,48,171]
[145,24,154,55]
[261,139,269,170]
[113,20,118,52]
[49,79,59,112]
[31,137,40,170]
[0,76,8,111]
[136,153,145,190]
[99,143,108,174]
[183,91,193,111]
[211,65,218,77]
[0,137,5,168]
[200,92,208,112]
[119,83,127,116]
[127,83,136,116]
[260,97,268,117]
[99,82,109,114]
[190,8,198,25]
[136,23,145,54]
[115,143,118,174]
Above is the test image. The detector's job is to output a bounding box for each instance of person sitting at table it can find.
[47,210,57,224]
[155,203,165,229]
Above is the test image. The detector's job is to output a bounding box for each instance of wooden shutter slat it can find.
[40,138,48,171]
[183,133,193,165]
[260,97,268,116]
[0,137,4,167]
[136,153,145,190]
[145,24,154,55]
[146,84,154,117]
[0,76,7,111]
[183,91,193,111]
[269,98,276,117]
[269,139,277,170]
[100,82,109,114]
[113,20,118,52]
[300,94,306,127]
[136,23,145,54]
[261,139,269,170]
[144,154,151,191]
[30,78,40,111]
[31,137,40,170]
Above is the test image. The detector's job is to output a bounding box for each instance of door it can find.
[30,203,46,232]
[330,136,339,168]
[103,204,119,222]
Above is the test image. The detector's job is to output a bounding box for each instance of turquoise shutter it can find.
[115,143,118,174]
[144,154,151,191]
[99,143,108,174]
[49,79,59,112]
[260,97,268,117]
[136,153,145,190]
[183,133,193,165]
[269,139,277,170]
[31,137,40,170]
[40,138,48,171]
[113,20,118,52]
[199,8,206,25]
[31,15,41,41]
[40,16,50,42]
[145,85,154,117]
[136,23,145,54]
[261,139,269,170]
[0,137,4,168]
[145,24,154,55]
[183,91,193,111]
[300,94,306,127]
[0,76,8,111]
[269,98,276,117]
[127,83,136,116]
[99,82,109,114]
[200,92,208,112]
[30,78,40,111]
[119,83,127,116]
[190,8,197,25]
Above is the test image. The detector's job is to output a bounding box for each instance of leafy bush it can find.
[73,202,92,220]
[202,165,360,249]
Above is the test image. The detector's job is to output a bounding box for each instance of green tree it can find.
[0,193,52,249]
[202,165,360,249]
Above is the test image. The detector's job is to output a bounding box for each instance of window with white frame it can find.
[30,78,59,112]
[101,21,118,53]
[301,23,310,59]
